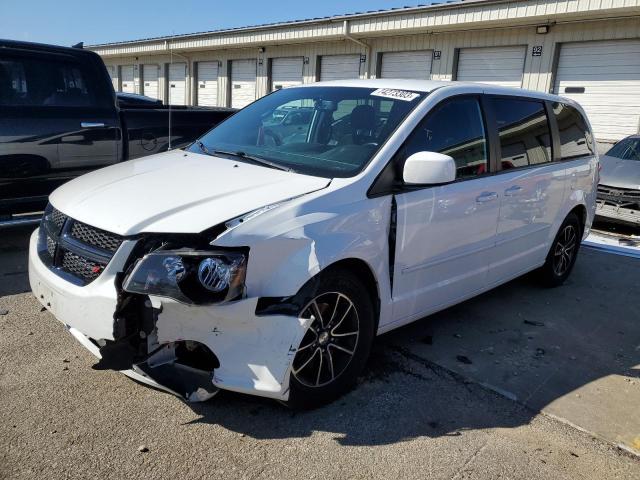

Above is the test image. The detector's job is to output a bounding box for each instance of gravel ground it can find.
[1,292,638,479]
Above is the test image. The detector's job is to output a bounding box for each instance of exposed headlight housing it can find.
[122,249,247,304]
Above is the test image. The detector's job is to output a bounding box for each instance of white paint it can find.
[142,64,159,99]
[106,65,117,90]
[197,61,219,106]
[271,57,303,91]
[120,65,135,93]
[380,50,432,80]
[49,149,330,236]
[320,54,361,81]
[168,62,186,105]
[456,46,526,88]
[29,80,598,400]
[231,59,257,108]
[553,39,640,142]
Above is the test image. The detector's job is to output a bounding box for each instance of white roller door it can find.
[320,54,361,81]
[456,46,526,88]
[168,62,186,105]
[120,65,135,93]
[553,39,640,142]
[142,64,159,100]
[106,65,117,90]
[197,61,219,106]
[381,51,432,80]
[231,59,257,109]
[271,57,303,91]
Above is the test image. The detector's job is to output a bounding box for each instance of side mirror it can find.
[403,151,456,185]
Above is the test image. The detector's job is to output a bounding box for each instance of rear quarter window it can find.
[552,103,594,160]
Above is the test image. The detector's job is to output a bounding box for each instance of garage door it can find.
[120,65,135,93]
[553,39,640,142]
[320,54,361,81]
[168,63,187,105]
[142,64,159,100]
[106,65,117,90]
[456,46,526,88]
[231,59,257,109]
[271,57,303,91]
[380,51,432,80]
[197,61,219,106]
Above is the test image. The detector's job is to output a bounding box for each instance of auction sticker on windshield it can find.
[371,88,420,101]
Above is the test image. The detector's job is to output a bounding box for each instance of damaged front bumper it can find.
[595,200,640,226]
[28,229,311,402]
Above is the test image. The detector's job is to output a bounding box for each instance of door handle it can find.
[504,185,523,196]
[476,191,499,203]
[81,122,105,128]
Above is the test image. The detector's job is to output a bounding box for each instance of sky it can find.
[0,0,431,47]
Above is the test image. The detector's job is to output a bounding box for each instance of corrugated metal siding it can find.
[456,46,526,87]
[98,15,640,138]
[553,39,640,142]
[90,0,640,57]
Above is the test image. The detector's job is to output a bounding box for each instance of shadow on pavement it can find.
[0,225,35,296]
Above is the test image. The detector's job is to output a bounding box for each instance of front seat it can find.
[340,104,377,145]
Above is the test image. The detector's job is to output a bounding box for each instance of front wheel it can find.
[287,269,375,409]
[537,212,582,287]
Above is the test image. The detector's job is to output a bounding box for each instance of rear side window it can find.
[0,54,103,107]
[491,98,552,169]
[552,103,594,159]
[403,96,488,179]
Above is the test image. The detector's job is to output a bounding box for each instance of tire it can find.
[286,268,376,409]
[537,212,582,287]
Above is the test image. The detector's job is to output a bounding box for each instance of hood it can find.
[50,150,330,236]
[599,155,640,190]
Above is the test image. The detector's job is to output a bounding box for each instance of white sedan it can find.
[29,80,598,407]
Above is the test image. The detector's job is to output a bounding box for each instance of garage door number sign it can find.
[371,88,420,101]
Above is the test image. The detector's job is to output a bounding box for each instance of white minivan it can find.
[29,80,598,407]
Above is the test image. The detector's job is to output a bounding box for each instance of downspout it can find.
[342,20,370,79]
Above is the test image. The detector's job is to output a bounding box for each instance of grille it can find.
[70,221,123,253]
[38,204,124,286]
[597,185,640,209]
[51,208,67,230]
[61,251,102,282]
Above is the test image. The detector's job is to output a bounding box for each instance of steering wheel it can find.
[262,128,282,146]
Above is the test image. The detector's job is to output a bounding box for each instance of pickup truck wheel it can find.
[538,212,581,287]
[287,269,375,409]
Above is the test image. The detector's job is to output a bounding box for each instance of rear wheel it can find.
[538,212,581,287]
[287,269,375,409]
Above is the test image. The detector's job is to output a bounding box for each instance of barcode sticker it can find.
[371,88,420,101]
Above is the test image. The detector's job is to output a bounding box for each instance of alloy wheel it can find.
[292,292,360,388]
[553,224,577,276]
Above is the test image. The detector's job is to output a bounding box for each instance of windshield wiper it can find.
[195,140,214,156]
[211,149,294,172]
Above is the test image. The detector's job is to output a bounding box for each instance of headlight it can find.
[122,249,247,304]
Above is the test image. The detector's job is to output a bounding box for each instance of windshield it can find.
[189,86,424,177]
[606,137,640,161]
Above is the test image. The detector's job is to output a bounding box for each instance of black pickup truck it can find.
[0,39,235,216]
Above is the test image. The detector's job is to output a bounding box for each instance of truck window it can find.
[491,98,552,169]
[0,54,100,108]
[552,103,594,160]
